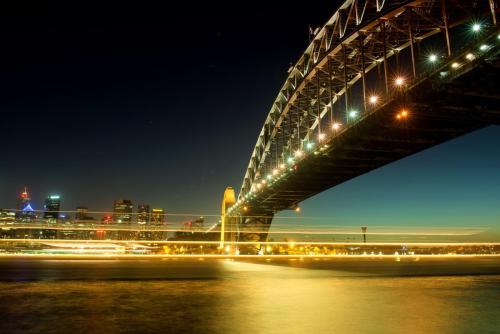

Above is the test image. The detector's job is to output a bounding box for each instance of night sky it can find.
[1,3,499,230]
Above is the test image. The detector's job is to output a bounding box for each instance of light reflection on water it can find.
[0,259,499,333]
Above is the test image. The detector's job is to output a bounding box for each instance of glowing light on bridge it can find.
[465,53,475,61]
[279,163,286,170]
[348,110,358,118]
[294,207,301,213]
[295,149,304,157]
[428,54,438,63]
[306,142,314,150]
[394,77,405,86]
[396,109,409,120]
[287,157,294,164]
[368,95,379,104]
[272,168,279,176]
[318,133,326,141]
[451,62,460,69]
[479,44,489,51]
[332,122,341,130]
[471,23,481,32]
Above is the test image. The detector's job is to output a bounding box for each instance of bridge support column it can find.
[238,212,274,255]
[220,187,236,253]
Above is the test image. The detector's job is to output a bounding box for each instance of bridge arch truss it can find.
[231,0,498,215]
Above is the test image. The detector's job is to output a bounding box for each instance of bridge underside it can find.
[237,60,500,238]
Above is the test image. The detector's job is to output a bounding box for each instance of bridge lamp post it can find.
[332,122,342,131]
[361,227,367,243]
[348,110,358,120]
[471,23,481,33]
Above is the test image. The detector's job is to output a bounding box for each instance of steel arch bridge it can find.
[221,0,500,247]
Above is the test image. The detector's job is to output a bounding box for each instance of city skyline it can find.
[3,123,499,230]
[0,2,499,230]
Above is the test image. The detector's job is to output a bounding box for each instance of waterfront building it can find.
[113,199,133,224]
[44,195,61,220]
[0,209,16,222]
[151,208,165,225]
[75,206,95,222]
[137,204,150,225]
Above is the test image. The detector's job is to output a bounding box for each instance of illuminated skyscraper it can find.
[16,187,35,221]
[151,208,165,225]
[113,199,133,224]
[137,204,150,225]
[17,187,30,211]
[44,195,61,220]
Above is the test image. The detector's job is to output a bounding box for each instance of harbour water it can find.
[0,258,499,333]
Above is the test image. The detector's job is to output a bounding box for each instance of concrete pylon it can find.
[220,187,236,252]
